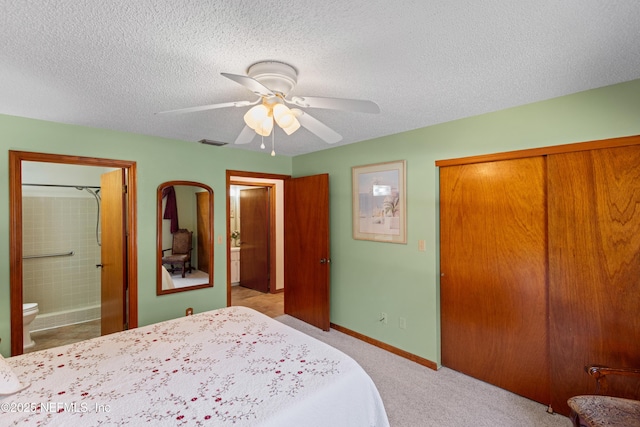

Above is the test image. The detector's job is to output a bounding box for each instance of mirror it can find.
[157,181,213,295]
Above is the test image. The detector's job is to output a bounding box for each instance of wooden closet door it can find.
[548,146,640,415]
[440,157,550,404]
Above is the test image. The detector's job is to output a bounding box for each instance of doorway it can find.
[226,171,287,316]
[226,170,331,330]
[9,151,138,356]
[21,163,107,352]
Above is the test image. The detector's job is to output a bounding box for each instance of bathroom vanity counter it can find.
[231,247,240,284]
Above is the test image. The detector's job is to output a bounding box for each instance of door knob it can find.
[96,264,104,268]
[320,258,332,264]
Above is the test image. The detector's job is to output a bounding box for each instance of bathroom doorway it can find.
[9,151,138,356]
[227,171,287,317]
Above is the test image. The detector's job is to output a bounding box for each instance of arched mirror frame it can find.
[156,180,214,295]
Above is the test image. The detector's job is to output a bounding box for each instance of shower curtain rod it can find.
[22,183,101,189]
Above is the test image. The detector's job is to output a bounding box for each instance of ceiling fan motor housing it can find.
[247,61,297,96]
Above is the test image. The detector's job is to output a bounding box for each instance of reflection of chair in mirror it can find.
[568,365,640,427]
[162,229,193,278]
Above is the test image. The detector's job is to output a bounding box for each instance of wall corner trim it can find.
[330,322,438,371]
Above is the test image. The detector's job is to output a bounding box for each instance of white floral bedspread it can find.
[4,306,389,426]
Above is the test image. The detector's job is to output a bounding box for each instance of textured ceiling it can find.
[1,1,639,156]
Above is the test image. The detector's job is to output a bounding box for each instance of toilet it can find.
[22,303,39,350]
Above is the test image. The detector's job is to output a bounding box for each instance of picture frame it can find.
[352,160,406,244]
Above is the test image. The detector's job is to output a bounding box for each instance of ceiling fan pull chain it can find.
[271,130,276,156]
[260,135,265,150]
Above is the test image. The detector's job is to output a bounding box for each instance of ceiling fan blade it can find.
[221,73,274,97]
[234,125,256,145]
[293,110,343,144]
[288,96,380,114]
[156,100,254,115]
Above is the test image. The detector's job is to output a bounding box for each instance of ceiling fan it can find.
[157,61,380,148]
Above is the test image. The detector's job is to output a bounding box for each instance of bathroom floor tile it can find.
[25,319,100,353]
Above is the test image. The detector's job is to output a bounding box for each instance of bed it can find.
[1,306,389,426]
[161,265,175,289]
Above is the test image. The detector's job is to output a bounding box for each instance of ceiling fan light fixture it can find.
[273,103,296,129]
[282,118,300,135]
[243,104,269,129]
[255,116,273,136]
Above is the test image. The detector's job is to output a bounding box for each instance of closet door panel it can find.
[440,157,550,404]
[548,146,640,415]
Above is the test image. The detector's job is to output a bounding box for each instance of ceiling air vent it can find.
[198,139,228,147]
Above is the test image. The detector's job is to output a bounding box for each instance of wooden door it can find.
[196,191,210,274]
[284,174,330,331]
[440,158,550,404]
[548,146,640,415]
[100,169,127,335]
[239,187,270,293]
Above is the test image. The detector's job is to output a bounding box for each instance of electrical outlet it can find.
[399,317,407,329]
[379,312,388,324]
[418,240,426,252]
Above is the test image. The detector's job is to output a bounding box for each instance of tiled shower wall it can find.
[22,196,101,331]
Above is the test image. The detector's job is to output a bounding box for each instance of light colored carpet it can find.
[170,269,208,288]
[275,314,572,427]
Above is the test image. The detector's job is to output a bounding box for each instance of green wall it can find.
[292,78,640,366]
[3,78,640,360]
[0,116,291,356]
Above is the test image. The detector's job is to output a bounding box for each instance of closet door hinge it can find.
[122,184,128,194]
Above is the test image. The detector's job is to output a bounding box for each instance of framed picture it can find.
[352,160,406,244]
